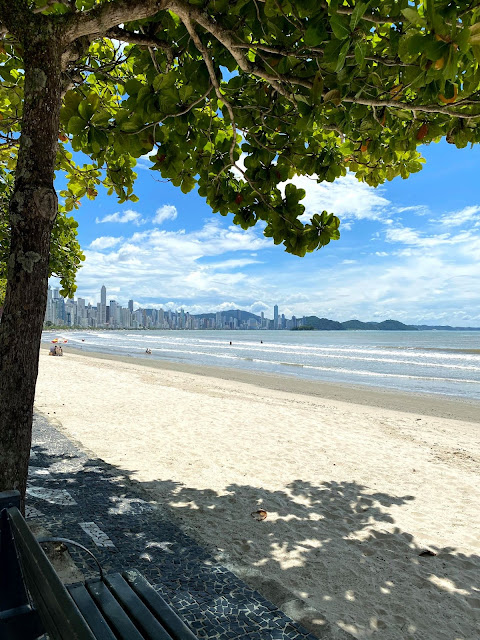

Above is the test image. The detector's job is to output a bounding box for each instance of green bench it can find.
[0,490,198,640]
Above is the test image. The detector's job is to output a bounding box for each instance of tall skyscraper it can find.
[274,305,279,330]
[128,299,134,313]
[97,285,107,325]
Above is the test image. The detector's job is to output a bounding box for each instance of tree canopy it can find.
[1,0,480,259]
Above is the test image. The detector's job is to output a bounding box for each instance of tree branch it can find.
[64,0,170,42]
[342,95,480,119]
[180,15,237,166]
[106,26,174,67]
[169,0,296,102]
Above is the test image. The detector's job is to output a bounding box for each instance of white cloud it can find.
[283,173,390,221]
[205,258,262,270]
[95,209,146,225]
[153,204,178,224]
[384,225,476,249]
[395,205,430,216]
[89,236,123,250]
[437,205,480,227]
[75,219,270,307]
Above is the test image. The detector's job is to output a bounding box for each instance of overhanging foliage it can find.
[1,0,480,258]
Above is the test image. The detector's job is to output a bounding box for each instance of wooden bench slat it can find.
[105,573,174,640]
[86,579,146,640]
[0,509,32,612]
[7,507,96,640]
[68,584,118,640]
[123,570,198,640]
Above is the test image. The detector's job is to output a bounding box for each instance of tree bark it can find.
[0,28,62,508]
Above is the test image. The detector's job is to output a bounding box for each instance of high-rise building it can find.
[98,285,107,324]
[109,300,117,327]
[128,299,134,313]
[274,305,279,330]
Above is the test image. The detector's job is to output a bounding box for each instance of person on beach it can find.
[145,348,152,354]
[49,345,56,356]
[57,346,63,356]
[229,341,232,345]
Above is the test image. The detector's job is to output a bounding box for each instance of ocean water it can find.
[42,329,480,401]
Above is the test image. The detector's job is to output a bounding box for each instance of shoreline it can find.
[42,343,480,423]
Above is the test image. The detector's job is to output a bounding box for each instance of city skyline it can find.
[45,284,296,330]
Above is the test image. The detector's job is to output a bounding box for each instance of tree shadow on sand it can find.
[29,438,479,640]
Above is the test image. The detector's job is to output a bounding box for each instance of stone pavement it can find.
[27,412,323,640]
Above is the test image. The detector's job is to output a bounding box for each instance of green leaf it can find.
[335,41,350,72]
[125,79,143,95]
[323,89,342,105]
[354,41,367,66]
[401,7,427,27]
[406,34,425,56]
[78,100,94,121]
[350,2,368,30]
[311,71,324,104]
[179,84,194,102]
[330,14,350,40]
[67,116,87,135]
[153,73,176,91]
[304,23,327,46]
[472,44,480,64]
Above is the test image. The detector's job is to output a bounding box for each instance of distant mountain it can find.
[342,319,418,331]
[297,317,418,331]
[414,324,480,331]
[194,309,262,322]
[188,309,478,331]
[302,316,345,330]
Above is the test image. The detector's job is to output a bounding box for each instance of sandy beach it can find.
[34,348,480,640]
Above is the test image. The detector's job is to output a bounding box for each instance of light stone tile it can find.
[27,486,77,506]
[28,467,52,478]
[146,541,174,553]
[108,496,154,516]
[79,522,116,548]
[25,505,44,518]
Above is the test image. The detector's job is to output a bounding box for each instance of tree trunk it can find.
[0,31,62,508]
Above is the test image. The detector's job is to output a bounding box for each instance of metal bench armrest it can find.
[37,537,105,580]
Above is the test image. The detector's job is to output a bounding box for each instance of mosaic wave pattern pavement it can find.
[27,413,347,640]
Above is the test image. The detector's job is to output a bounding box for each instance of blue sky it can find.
[53,140,480,326]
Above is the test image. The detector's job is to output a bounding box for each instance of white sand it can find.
[35,350,480,640]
